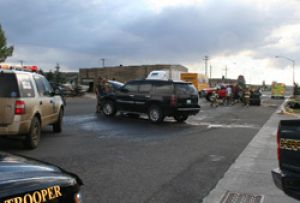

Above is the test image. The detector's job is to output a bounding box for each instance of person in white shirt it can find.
[226,86,232,105]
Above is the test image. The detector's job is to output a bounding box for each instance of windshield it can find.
[109,81,124,90]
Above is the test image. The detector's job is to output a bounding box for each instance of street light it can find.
[275,55,295,85]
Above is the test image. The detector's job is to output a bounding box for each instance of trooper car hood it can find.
[0,151,82,198]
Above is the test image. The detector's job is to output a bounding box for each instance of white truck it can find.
[146,70,182,80]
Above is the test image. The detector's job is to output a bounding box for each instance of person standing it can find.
[210,91,219,107]
[95,76,104,113]
[226,85,232,106]
[244,87,251,107]
[102,79,112,94]
[233,84,239,103]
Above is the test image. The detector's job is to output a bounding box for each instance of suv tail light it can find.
[15,100,25,115]
[277,127,280,161]
[170,95,177,107]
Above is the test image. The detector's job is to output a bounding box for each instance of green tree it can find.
[53,63,66,84]
[0,24,13,62]
[45,70,54,82]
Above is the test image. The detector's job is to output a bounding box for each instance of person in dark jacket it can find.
[96,76,104,113]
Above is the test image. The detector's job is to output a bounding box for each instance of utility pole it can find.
[224,65,228,79]
[101,58,106,68]
[203,56,209,77]
[19,60,24,67]
[209,64,212,79]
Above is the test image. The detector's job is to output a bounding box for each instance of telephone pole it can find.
[203,56,209,77]
[209,65,212,79]
[101,58,106,68]
[19,60,24,67]
[224,65,228,79]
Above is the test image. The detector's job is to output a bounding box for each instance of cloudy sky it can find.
[0,0,299,84]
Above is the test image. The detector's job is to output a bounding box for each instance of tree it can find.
[53,63,66,84]
[45,70,54,82]
[0,24,13,62]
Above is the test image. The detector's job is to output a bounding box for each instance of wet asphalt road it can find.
[0,94,283,203]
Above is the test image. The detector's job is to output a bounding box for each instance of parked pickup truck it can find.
[272,119,300,200]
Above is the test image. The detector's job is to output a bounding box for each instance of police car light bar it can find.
[0,64,39,72]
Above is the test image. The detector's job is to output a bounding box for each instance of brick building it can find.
[79,64,188,92]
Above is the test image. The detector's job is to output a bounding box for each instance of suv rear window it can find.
[0,73,20,97]
[174,83,198,95]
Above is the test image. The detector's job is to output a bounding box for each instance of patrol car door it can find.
[117,82,138,111]
[34,76,56,126]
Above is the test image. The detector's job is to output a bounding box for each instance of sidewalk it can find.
[203,109,299,203]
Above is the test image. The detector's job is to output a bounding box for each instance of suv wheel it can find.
[53,109,63,133]
[102,101,116,117]
[148,105,164,123]
[174,114,188,122]
[24,117,41,149]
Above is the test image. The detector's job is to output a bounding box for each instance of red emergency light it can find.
[22,65,39,72]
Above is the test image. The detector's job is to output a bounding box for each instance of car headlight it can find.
[74,192,82,203]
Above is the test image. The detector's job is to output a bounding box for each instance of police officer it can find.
[226,85,233,106]
[244,87,251,107]
[210,91,219,107]
[96,76,104,113]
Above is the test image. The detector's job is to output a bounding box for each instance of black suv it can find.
[100,79,200,123]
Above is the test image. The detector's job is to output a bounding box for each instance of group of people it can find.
[210,85,254,107]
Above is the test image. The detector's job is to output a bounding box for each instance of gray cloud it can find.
[0,0,299,70]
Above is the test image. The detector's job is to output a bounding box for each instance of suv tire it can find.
[24,117,41,149]
[148,105,164,123]
[174,114,188,122]
[102,100,116,117]
[53,109,63,133]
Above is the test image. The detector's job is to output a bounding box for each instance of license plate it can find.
[186,99,191,104]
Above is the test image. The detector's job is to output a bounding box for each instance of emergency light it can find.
[0,64,39,72]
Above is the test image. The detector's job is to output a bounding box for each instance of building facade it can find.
[79,64,188,92]
[209,78,237,87]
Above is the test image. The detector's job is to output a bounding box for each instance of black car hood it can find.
[0,151,82,198]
